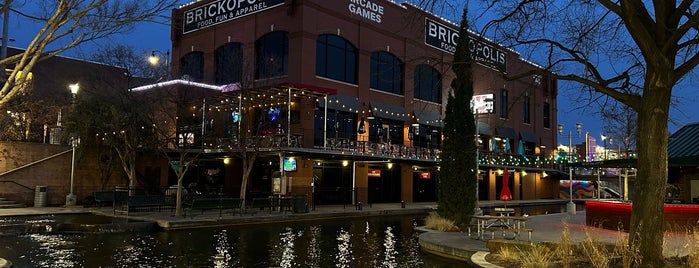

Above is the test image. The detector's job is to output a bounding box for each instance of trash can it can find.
[292,195,308,213]
[34,185,47,207]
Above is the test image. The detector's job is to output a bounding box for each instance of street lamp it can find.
[558,122,582,215]
[66,83,79,206]
[473,97,494,216]
[148,50,171,80]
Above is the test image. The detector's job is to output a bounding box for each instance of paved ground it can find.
[0,199,694,266]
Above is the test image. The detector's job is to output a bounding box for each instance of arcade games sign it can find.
[424,17,507,73]
[183,0,285,34]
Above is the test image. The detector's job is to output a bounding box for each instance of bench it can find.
[93,191,114,207]
[185,197,243,217]
[250,197,273,214]
[494,207,515,216]
[127,195,167,212]
[482,227,533,241]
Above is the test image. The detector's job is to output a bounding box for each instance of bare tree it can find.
[601,101,637,151]
[64,44,158,191]
[415,1,699,266]
[0,0,177,108]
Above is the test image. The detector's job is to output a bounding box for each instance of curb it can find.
[468,251,502,268]
[0,258,12,268]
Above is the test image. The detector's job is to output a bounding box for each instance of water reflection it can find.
[1,215,465,267]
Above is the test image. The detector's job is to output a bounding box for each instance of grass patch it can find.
[423,212,459,232]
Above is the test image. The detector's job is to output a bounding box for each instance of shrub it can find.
[423,212,459,232]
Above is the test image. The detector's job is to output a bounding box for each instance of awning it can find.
[414,110,442,127]
[519,130,539,143]
[478,122,492,136]
[370,101,407,121]
[317,94,362,113]
[495,126,517,140]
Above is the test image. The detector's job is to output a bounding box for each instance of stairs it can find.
[0,197,26,208]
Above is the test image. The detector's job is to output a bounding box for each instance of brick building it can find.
[135,0,563,205]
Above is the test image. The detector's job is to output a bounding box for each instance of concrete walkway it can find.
[0,200,694,267]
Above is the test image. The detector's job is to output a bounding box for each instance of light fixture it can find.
[342,160,349,167]
[223,157,231,165]
[148,52,159,65]
[387,163,393,169]
[69,83,79,95]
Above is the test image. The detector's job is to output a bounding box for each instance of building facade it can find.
[158,0,562,205]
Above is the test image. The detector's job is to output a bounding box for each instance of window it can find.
[366,117,405,145]
[215,43,243,85]
[316,34,357,84]
[523,95,530,124]
[370,51,403,95]
[413,64,441,103]
[543,102,551,128]
[313,109,357,146]
[256,31,288,79]
[499,88,508,118]
[180,51,204,81]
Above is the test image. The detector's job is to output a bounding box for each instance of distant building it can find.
[0,48,143,206]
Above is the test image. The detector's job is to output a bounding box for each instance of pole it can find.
[201,98,206,148]
[597,168,601,200]
[474,112,482,216]
[566,131,576,214]
[66,139,77,206]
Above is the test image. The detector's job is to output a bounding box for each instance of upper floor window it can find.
[215,42,243,85]
[413,64,441,103]
[316,34,357,84]
[370,51,403,95]
[256,31,288,79]
[499,88,508,119]
[543,102,551,128]
[523,94,530,124]
[180,51,204,82]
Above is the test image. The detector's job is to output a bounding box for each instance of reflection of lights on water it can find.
[304,225,322,267]
[335,229,353,268]
[278,227,300,268]
[382,227,397,268]
[214,230,232,268]
[27,233,77,267]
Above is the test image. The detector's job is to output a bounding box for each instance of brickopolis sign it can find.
[183,0,284,34]
[424,18,507,73]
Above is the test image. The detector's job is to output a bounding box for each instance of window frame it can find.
[316,34,358,84]
[255,31,289,79]
[370,51,404,95]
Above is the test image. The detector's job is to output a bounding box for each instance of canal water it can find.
[0,214,465,267]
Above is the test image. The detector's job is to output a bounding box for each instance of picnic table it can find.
[473,215,531,241]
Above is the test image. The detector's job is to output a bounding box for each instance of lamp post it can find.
[65,83,79,206]
[558,122,582,215]
[148,50,171,80]
[473,97,494,216]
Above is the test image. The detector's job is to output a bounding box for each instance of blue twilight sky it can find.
[5,1,699,142]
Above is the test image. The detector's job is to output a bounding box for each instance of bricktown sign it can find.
[183,0,284,34]
[424,17,507,73]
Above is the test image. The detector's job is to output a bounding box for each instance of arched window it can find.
[215,42,243,85]
[316,34,357,84]
[255,31,288,79]
[180,51,204,81]
[413,64,441,103]
[370,51,403,95]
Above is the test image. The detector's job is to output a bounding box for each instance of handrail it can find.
[0,180,33,191]
[0,148,73,178]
